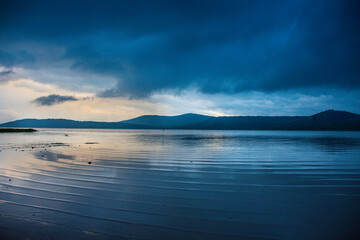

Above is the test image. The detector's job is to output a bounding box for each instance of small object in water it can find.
[31,147,34,149]
[9,179,11,181]
[32,213,36,216]
[88,161,92,164]
[65,134,69,136]
[41,155,44,157]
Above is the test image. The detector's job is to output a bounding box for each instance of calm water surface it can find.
[0,129,359,240]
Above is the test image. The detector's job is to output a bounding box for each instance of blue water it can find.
[0,129,360,239]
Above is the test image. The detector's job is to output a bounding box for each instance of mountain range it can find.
[1,110,360,131]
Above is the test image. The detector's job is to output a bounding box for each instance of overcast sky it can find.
[1,0,359,122]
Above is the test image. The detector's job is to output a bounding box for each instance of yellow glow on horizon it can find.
[0,78,157,122]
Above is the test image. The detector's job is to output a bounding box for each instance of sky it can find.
[0,0,359,122]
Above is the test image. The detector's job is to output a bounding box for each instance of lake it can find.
[0,129,360,240]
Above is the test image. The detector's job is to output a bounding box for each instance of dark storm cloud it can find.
[32,94,78,106]
[1,0,360,98]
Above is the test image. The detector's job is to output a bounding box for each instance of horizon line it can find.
[1,109,358,125]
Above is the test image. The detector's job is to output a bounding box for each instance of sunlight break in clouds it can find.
[0,78,157,122]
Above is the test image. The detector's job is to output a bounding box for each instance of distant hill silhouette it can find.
[0,119,138,129]
[186,110,360,131]
[121,113,210,128]
[1,110,359,131]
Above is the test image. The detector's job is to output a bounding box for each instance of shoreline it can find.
[0,128,37,133]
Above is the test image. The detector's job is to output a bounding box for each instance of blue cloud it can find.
[32,94,78,106]
[0,70,14,77]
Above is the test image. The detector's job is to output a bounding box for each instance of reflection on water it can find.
[0,129,360,240]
